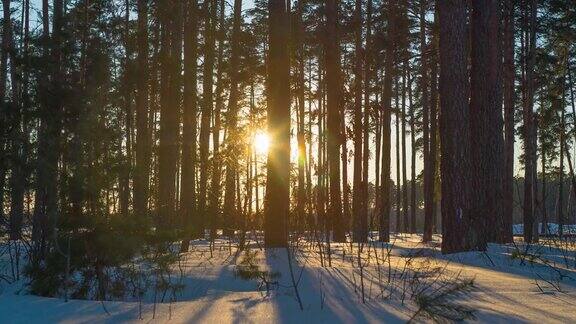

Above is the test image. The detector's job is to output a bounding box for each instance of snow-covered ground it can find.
[1,234,575,323]
[513,223,576,236]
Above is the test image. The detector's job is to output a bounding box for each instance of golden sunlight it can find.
[253,131,270,155]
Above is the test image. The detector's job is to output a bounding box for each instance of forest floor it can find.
[1,233,575,323]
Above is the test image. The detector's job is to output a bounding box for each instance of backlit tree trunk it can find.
[325,0,345,242]
[264,0,290,247]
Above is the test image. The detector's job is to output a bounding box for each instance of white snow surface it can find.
[0,234,575,323]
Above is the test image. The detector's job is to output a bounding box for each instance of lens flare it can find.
[254,131,270,155]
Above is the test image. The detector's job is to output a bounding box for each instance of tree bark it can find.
[521,0,537,243]
[421,0,433,242]
[352,0,364,242]
[198,0,217,236]
[438,0,474,253]
[264,0,290,247]
[325,0,345,242]
[502,0,515,243]
[157,0,182,228]
[134,0,151,219]
[469,0,504,245]
[223,0,243,235]
[180,0,200,250]
[379,0,395,243]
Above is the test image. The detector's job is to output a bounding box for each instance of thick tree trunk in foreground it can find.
[438,0,473,253]
[264,0,290,247]
[469,0,504,245]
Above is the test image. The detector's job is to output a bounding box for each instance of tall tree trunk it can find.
[352,0,364,242]
[502,0,515,243]
[379,0,394,241]
[223,0,243,235]
[209,0,226,238]
[401,64,409,233]
[4,0,23,240]
[522,0,537,244]
[362,0,372,238]
[541,144,547,235]
[295,0,306,232]
[421,0,433,242]
[438,0,472,253]
[198,0,217,236]
[429,15,439,233]
[157,0,182,228]
[469,0,504,246]
[409,73,416,234]
[395,78,401,232]
[120,0,132,218]
[180,0,199,250]
[134,0,151,219]
[325,0,345,242]
[264,0,290,247]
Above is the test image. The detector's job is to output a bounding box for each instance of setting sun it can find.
[253,131,270,155]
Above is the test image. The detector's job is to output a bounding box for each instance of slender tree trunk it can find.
[541,145,547,235]
[198,0,217,236]
[395,78,401,233]
[223,0,243,236]
[362,0,372,240]
[157,0,182,228]
[429,16,439,234]
[379,0,395,242]
[352,0,364,242]
[295,0,306,232]
[401,64,409,233]
[264,0,290,247]
[4,0,24,240]
[180,0,199,250]
[209,0,226,238]
[134,0,151,219]
[502,0,515,243]
[409,73,416,234]
[522,0,537,244]
[438,0,472,253]
[325,0,345,242]
[421,0,433,242]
